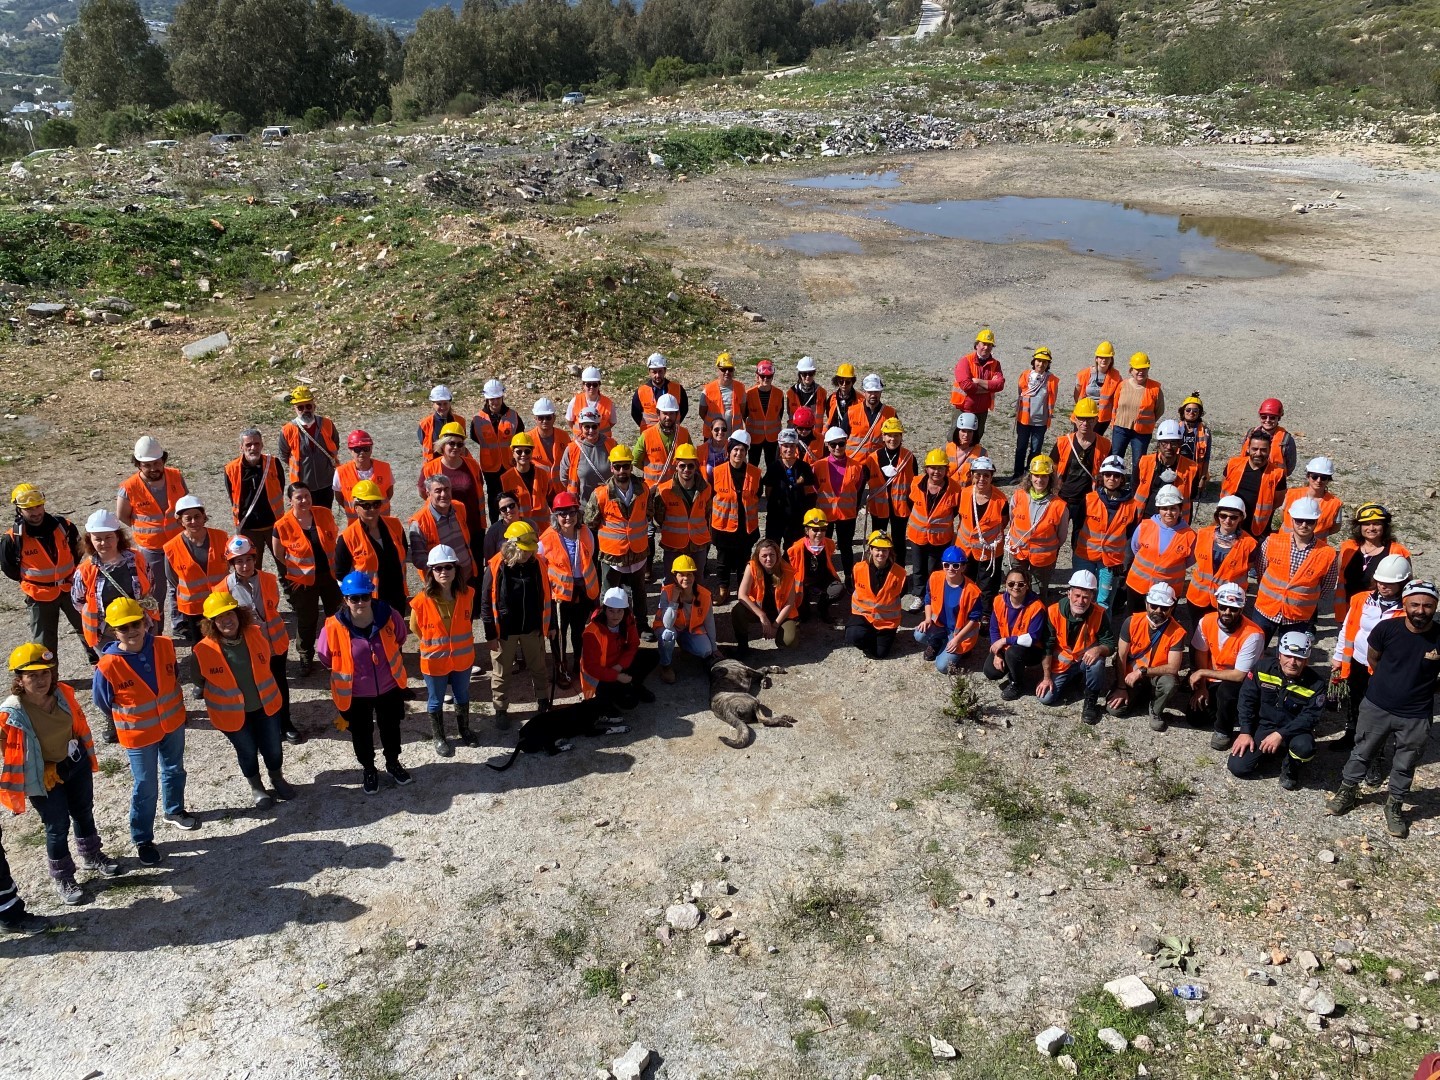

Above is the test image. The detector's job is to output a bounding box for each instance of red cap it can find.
[551,491,579,510]
[791,406,814,428]
[347,430,373,449]
[1258,398,1283,418]
[756,360,775,376]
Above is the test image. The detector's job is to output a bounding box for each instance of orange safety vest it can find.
[1221,455,1286,538]
[1119,380,1164,435]
[592,483,650,559]
[1048,602,1105,673]
[557,437,616,497]
[1073,366,1122,424]
[744,386,784,444]
[813,457,866,522]
[741,561,798,614]
[408,502,473,556]
[162,528,229,616]
[418,408,465,464]
[280,417,339,484]
[1335,538,1412,620]
[1123,612,1187,670]
[529,426,572,472]
[639,426,693,487]
[1133,454,1201,521]
[945,441,990,488]
[97,636,186,749]
[1052,433,1112,485]
[1075,493,1140,567]
[335,459,395,523]
[486,550,552,640]
[500,464,554,535]
[1016,370,1059,426]
[411,589,476,676]
[925,571,980,628]
[846,401,897,457]
[1280,489,1343,541]
[421,452,486,515]
[1185,527,1257,607]
[11,521,76,602]
[709,461,762,535]
[1254,534,1337,624]
[700,378,747,430]
[325,615,406,712]
[787,384,828,426]
[76,557,155,647]
[1256,425,1293,473]
[1194,611,1265,676]
[865,449,915,518]
[339,517,409,600]
[1335,591,1403,675]
[992,593,1045,640]
[655,478,712,550]
[120,468,186,551]
[568,392,617,436]
[823,392,856,434]
[192,626,282,732]
[635,380,685,430]
[1007,492,1068,569]
[241,570,290,656]
[0,683,96,814]
[906,476,962,548]
[537,527,600,603]
[224,455,284,528]
[273,507,338,587]
[471,406,525,474]
[787,536,839,584]
[655,584,714,633]
[1124,518,1197,595]
[850,559,907,631]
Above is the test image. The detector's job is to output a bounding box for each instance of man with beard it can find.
[1191,582,1266,750]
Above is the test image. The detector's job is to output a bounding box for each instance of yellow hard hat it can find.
[438,421,466,441]
[202,591,240,621]
[1181,393,1203,409]
[1032,346,1053,362]
[290,385,315,404]
[880,417,905,435]
[504,521,538,550]
[8,642,55,672]
[609,445,634,464]
[671,555,698,573]
[510,432,534,449]
[975,328,996,345]
[1129,352,1151,370]
[10,483,44,508]
[1072,398,1100,420]
[673,443,699,462]
[866,530,893,549]
[351,479,386,503]
[924,448,949,468]
[716,352,735,370]
[835,363,857,380]
[803,508,828,527]
[105,596,146,628]
[1029,454,1055,476]
[1094,341,1115,359]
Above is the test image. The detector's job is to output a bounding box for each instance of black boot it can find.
[1279,754,1302,791]
[455,703,481,748]
[430,710,454,758]
[298,650,314,677]
[1081,694,1103,725]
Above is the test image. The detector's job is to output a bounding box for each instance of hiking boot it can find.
[1279,754,1302,791]
[268,770,297,801]
[659,664,676,684]
[362,767,380,795]
[80,853,121,878]
[455,705,481,748]
[386,761,413,786]
[1325,782,1359,817]
[1365,756,1386,786]
[1081,695,1103,726]
[298,651,315,677]
[430,710,454,758]
[1149,711,1167,732]
[717,583,731,604]
[556,666,575,690]
[53,875,83,905]
[283,725,307,746]
[248,778,273,811]
[922,645,938,663]
[85,647,100,665]
[0,911,51,934]
[1209,730,1234,751]
[97,714,118,745]
[163,811,199,832]
[493,706,510,731]
[136,842,161,866]
[1001,683,1022,702]
[1384,796,1408,839]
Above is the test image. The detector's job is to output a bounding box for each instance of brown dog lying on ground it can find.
[708,659,796,748]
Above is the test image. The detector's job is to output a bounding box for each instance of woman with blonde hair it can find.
[732,538,798,653]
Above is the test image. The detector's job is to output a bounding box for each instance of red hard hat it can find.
[347,430,373,449]
[551,491,579,510]
[791,406,814,428]
[1258,398,1283,418]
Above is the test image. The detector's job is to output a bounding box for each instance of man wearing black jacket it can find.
[1229,630,1324,790]
[763,430,817,548]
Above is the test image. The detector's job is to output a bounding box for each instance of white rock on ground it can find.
[664,902,701,931]
[1097,1027,1128,1052]
[1035,1026,1070,1055]
[611,1041,651,1080]
[928,1035,957,1059]
[1103,975,1158,1014]
[181,332,231,361]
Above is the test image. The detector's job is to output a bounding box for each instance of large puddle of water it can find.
[774,231,864,256]
[861,196,1287,280]
[789,170,905,190]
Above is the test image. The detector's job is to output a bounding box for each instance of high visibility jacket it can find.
[471,407,525,474]
[224,455,284,527]
[787,536,839,584]
[411,589,476,676]
[865,448,915,518]
[1254,534,1337,624]
[120,468,186,551]
[741,561,798,614]
[418,408,465,464]
[1053,433,1111,487]
[11,520,76,602]
[710,462,762,535]
[335,459,395,524]
[1133,454,1201,518]
[1124,518,1197,596]
[1007,492,1068,569]
[700,378,746,431]
[823,392,856,434]
[558,437,616,499]
[1122,613,1186,671]
[500,464,554,536]
[0,683,95,814]
[580,614,638,699]
[76,557,155,647]
[654,584,713,633]
[538,526,600,603]
[239,570,290,656]
[655,479,712,550]
[592,483,650,558]
[280,417,339,484]
[1252,425,1295,474]
[814,458,866,522]
[97,637,186,749]
[339,517,409,601]
[273,507,338,587]
[568,393,616,438]
[906,476,962,547]
[925,571,981,629]
[529,427,572,472]
[193,626,282,732]
[409,502,473,556]
[1220,455,1286,538]
[1016,370,1059,426]
[163,528,229,616]
[1185,527,1257,608]
[1048,602,1105,674]
[1336,538,1412,619]
[787,383,827,425]
[635,381,685,430]
[1194,611,1265,677]
[851,559,907,631]
[638,425,693,487]
[992,593,1045,640]
[744,386,784,444]
[1073,366,1122,424]
[946,441,990,488]
[325,616,406,712]
[1334,590,1403,676]
[420,453,485,520]
[1281,488,1343,541]
[1075,493,1140,567]
[846,401,897,457]
[1117,380,1164,435]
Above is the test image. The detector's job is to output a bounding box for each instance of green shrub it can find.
[219,111,247,133]
[1064,32,1114,62]
[302,106,330,132]
[37,118,79,149]
[341,108,363,124]
[371,104,392,123]
[645,56,689,95]
[1156,21,1246,94]
[160,101,222,136]
[445,92,481,116]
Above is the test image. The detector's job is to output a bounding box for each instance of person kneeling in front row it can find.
[985,568,1047,700]
[846,530,909,659]
[1228,630,1323,790]
[581,588,657,715]
[1035,570,1115,725]
[1106,583,1187,732]
[913,546,983,674]
[655,556,717,683]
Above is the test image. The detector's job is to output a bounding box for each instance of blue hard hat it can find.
[339,570,374,597]
[942,545,967,565]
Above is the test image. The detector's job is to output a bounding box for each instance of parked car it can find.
[261,126,291,142]
[561,92,586,107]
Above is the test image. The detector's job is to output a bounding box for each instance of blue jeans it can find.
[125,726,187,845]
[1109,427,1151,474]
[914,625,965,673]
[423,670,471,711]
[659,630,715,666]
[1013,423,1049,477]
[1039,658,1107,706]
[1071,557,1122,611]
[221,708,283,780]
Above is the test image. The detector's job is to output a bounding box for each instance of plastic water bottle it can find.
[1172,985,1206,1001]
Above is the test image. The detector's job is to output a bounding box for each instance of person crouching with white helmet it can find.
[1106,583,1187,731]
[1229,630,1324,791]
[580,587,657,716]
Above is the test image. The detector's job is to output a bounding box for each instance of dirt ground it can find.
[1,142,1438,1080]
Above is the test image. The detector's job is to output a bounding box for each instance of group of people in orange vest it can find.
[0,335,1434,931]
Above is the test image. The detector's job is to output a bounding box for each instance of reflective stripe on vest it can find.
[1125,613,1186,668]
[412,590,476,676]
[655,584,713,633]
[641,426,692,487]
[121,469,185,550]
[1255,534,1336,623]
[656,480,711,550]
[1075,494,1138,567]
[702,380,746,429]
[814,460,864,522]
[99,637,185,748]
[992,595,1045,639]
[636,381,682,429]
[1008,493,1067,568]
[846,402,895,457]
[1197,613,1264,674]
[340,517,409,600]
[256,572,289,655]
[273,507,337,587]
[1124,519,1197,594]
[224,456,284,527]
[851,561,906,630]
[710,463,761,535]
[595,486,649,557]
[193,627,281,732]
[1048,602,1104,674]
[14,522,75,602]
[744,387,783,443]
[326,616,406,713]
[866,450,915,518]
[906,477,961,548]
[473,408,523,474]
[538,528,600,603]
[163,529,229,616]
[1185,528,1256,607]
[1223,456,1283,538]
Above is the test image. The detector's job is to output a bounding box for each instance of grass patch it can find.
[810,790,849,810]
[920,861,963,907]
[941,671,984,724]
[314,973,431,1080]
[642,126,795,173]
[581,964,621,999]
[543,923,589,967]
[778,879,877,950]
[97,757,125,779]
[1146,765,1197,805]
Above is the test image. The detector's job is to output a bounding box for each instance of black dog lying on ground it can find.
[709,659,796,749]
[484,698,629,770]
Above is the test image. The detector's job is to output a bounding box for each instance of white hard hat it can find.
[532,396,556,417]
[133,435,164,462]
[729,429,752,447]
[1154,484,1184,508]
[796,356,817,373]
[1216,495,1247,515]
[1068,569,1099,591]
[1306,456,1334,477]
[647,352,668,370]
[657,393,680,413]
[955,412,979,432]
[581,366,603,383]
[861,374,884,392]
[1373,554,1412,584]
[427,544,460,567]
[225,535,254,559]
[1214,582,1247,608]
[1155,418,1184,441]
[85,509,121,533]
[969,456,995,473]
[1099,454,1127,475]
[1277,630,1313,659]
[175,495,205,513]
[577,408,601,425]
[1288,497,1322,521]
[482,379,505,399]
[602,586,630,609]
[824,426,848,445]
[429,384,453,402]
[1145,582,1177,608]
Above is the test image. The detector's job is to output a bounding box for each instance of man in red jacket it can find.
[950,328,1005,442]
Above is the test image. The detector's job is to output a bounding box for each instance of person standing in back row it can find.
[3,484,91,664]
[1108,353,1164,474]
[1012,347,1060,481]
[279,386,340,511]
[117,435,188,633]
[951,328,1004,442]
[224,429,285,573]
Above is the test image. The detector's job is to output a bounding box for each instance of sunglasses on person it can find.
[344,595,371,605]
[498,503,520,514]
[431,564,457,574]
[1005,580,1028,590]
[555,507,577,515]
[676,461,697,470]
[612,463,633,471]
[355,500,382,510]
[513,448,532,457]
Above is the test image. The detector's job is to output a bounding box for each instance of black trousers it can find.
[556,595,595,670]
[0,825,26,926]
[269,654,295,732]
[831,518,857,578]
[483,471,505,522]
[31,760,99,861]
[910,542,946,598]
[1345,665,1369,730]
[845,617,897,659]
[1200,677,1243,735]
[983,642,1044,684]
[604,565,649,626]
[749,442,778,473]
[712,529,755,588]
[1229,728,1316,775]
[344,688,406,769]
[311,486,335,510]
[288,575,342,655]
[593,650,659,713]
